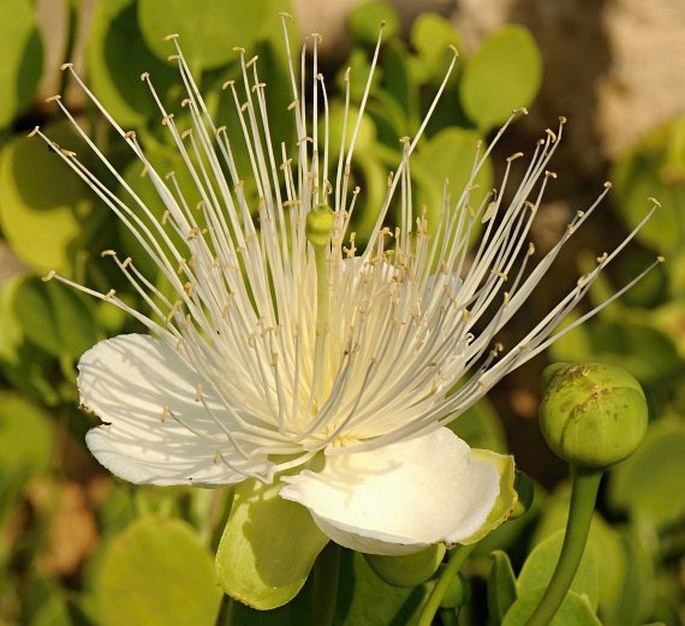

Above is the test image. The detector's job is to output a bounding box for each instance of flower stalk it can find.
[523,465,602,626]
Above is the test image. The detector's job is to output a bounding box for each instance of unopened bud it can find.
[539,363,648,468]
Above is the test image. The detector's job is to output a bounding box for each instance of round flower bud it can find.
[539,363,648,468]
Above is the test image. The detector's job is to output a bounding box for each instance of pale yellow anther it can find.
[657,255,666,263]
[101,249,117,257]
[122,257,132,269]
[164,33,180,41]
[160,406,171,422]
[648,196,661,207]
[59,62,74,71]
[140,72,150,81]
[245,55,259,68]
[60,148,76,157]
[45,95,61,103]
[222,80,235,90]
[545,128,558,142]
[507,151,525,162]
[194,384,203,402]
[545,170,558,179]
[604,181,613,189]
[596,252,608,264]
[124,130,137,140]
[528,242,536,256]
[104,289,116,299]
[233,46,246,53]
[28,126,40,138]
[42,270,56,282]
[559,115,567,124]
[181,128,192,139]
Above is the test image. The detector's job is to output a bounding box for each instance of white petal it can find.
[279,428,499,555]
[79,334,268,486]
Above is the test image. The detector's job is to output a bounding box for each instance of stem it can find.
[416,544,473,626]
[311,543,341,626]
[524,465,603,626]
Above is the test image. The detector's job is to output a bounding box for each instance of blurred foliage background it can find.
[0,0,683,625]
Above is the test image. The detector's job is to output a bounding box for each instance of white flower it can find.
[33,21,657,559]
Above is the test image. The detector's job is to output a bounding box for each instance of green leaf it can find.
[335,550,432,626]
[410,13,461,80]
[487,550,518,624]
[611,115,685,255]
[0,391,53,477]
[215,479,328,610]
[364,544,445,588]
[138,0,270,72]
[412,127,493,240]
[448,397,508,453]
[517,529,599,611]
[460,26,542,129]
[502,588,601,626]
[86,0,178,127]
[348,1,399,47]
[0,121,94,273]
[96,516,220,626]
[609,419,685,529]
[0,275,24,364]
[0,0,43,127]
[13,275,99,358]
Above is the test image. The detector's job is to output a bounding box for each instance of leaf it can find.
[347,1,399,47]
[86,0,178,127]
[215,479,328,610]
[517,529,599,611]
[609,419,685,529]
[412,127,493,240]
[0,121,93,273]
[487,550,518,624]
[138,0,270,72]
[410,13,461,81]
[0,0,43,127]
[13,275,99,358]
[460,26,542,129]
[448,397,508,453]
[335,550,432,626]
[0,391,53,477]
[96,516,220,626]
[502,588,601,626]
[611,115,685,255]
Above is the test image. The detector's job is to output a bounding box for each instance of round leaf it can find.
[612,116,685,255]
[86,0,178,127]
[0,391,53,476]
[96,516,220,626]
[609,419,685,529]
[13,275,99,358]
[0,0,43,127]
[460,26,542,129]
[138,0,270,71]
[0,121,93,273]
[517,529,599,610]
[502,587,601,626]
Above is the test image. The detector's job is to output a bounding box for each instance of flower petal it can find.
[279,427,499,555]
[80,333,269,485]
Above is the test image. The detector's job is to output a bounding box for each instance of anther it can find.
[164,33,180,41]
[42,271,56,282]
[140,72,150,81]
[101,250,117,257]
[545,128,558,142]
[104,289,116,299]
[28,126,40,138]
[545,170,558,179]
[507,151,525,162]
[195,384,203,402]
[59,62,74,71]
[648,196,661,207]
[45,95,61,103]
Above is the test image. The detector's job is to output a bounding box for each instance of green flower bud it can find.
[364,543,446,587]
[539,363,648,468]
[305,204,335,248]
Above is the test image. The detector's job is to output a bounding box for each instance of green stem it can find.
[416,544,473,626]
[524,465,603,626]
[311,543,341,626]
